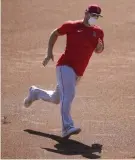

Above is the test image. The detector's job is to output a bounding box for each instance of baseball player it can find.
[24,4,104,139]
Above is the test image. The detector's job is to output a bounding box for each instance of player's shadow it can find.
[24,129,102,159]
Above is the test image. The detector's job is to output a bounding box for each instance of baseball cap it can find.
[86,4,103,17]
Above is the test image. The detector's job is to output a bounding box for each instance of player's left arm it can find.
[95,30,104,54]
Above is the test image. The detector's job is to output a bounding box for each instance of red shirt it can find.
[56,20,104,76]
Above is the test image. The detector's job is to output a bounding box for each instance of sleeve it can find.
[57,21,74,35]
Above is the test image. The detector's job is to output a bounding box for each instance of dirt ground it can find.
[1,0,135,159]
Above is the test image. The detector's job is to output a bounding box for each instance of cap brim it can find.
[92,13,103,17]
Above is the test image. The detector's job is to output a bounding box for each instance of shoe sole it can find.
[62,128,81,139]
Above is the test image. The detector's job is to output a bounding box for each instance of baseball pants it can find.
[34,65,80,133]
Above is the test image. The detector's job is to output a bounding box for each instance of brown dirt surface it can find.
[1,0,135,159]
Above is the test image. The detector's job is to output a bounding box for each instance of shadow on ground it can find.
[24,129,102,159]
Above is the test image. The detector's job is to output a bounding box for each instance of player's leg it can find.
[24,85,60,108]
[56,66,81,138]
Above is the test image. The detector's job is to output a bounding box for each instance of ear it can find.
[84,11,90,21]
[85,10,89,15]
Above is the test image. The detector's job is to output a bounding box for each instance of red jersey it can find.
[56,20,104,76]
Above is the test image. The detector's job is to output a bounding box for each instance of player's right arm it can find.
[43,21,73,67]
[42,29,60,66]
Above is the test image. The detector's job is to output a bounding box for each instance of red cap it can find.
[86,4,102,17]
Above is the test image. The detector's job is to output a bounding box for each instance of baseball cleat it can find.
[24,86,38,108]
[62,127,81,139]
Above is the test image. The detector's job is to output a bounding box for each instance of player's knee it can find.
[52,96,60,104]
[51,93,60,104]
[54,99,60,104]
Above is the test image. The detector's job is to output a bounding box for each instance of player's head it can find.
[84,4,103,26]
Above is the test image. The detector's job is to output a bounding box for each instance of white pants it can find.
[34,65,80,133]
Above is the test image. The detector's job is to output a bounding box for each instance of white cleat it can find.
[24,86,38,108]
[62,127,81,139]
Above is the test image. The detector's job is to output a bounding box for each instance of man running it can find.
[24,4,104,139]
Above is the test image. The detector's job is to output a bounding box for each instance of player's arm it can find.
[94,38,104,54]
[95,30,104,54]
[47,29,60,59]
[43,21,73,67]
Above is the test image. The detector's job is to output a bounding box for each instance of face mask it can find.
[88,17,97,26]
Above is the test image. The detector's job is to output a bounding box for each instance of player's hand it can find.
[95,38,104,53]
[42,53,54,67]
